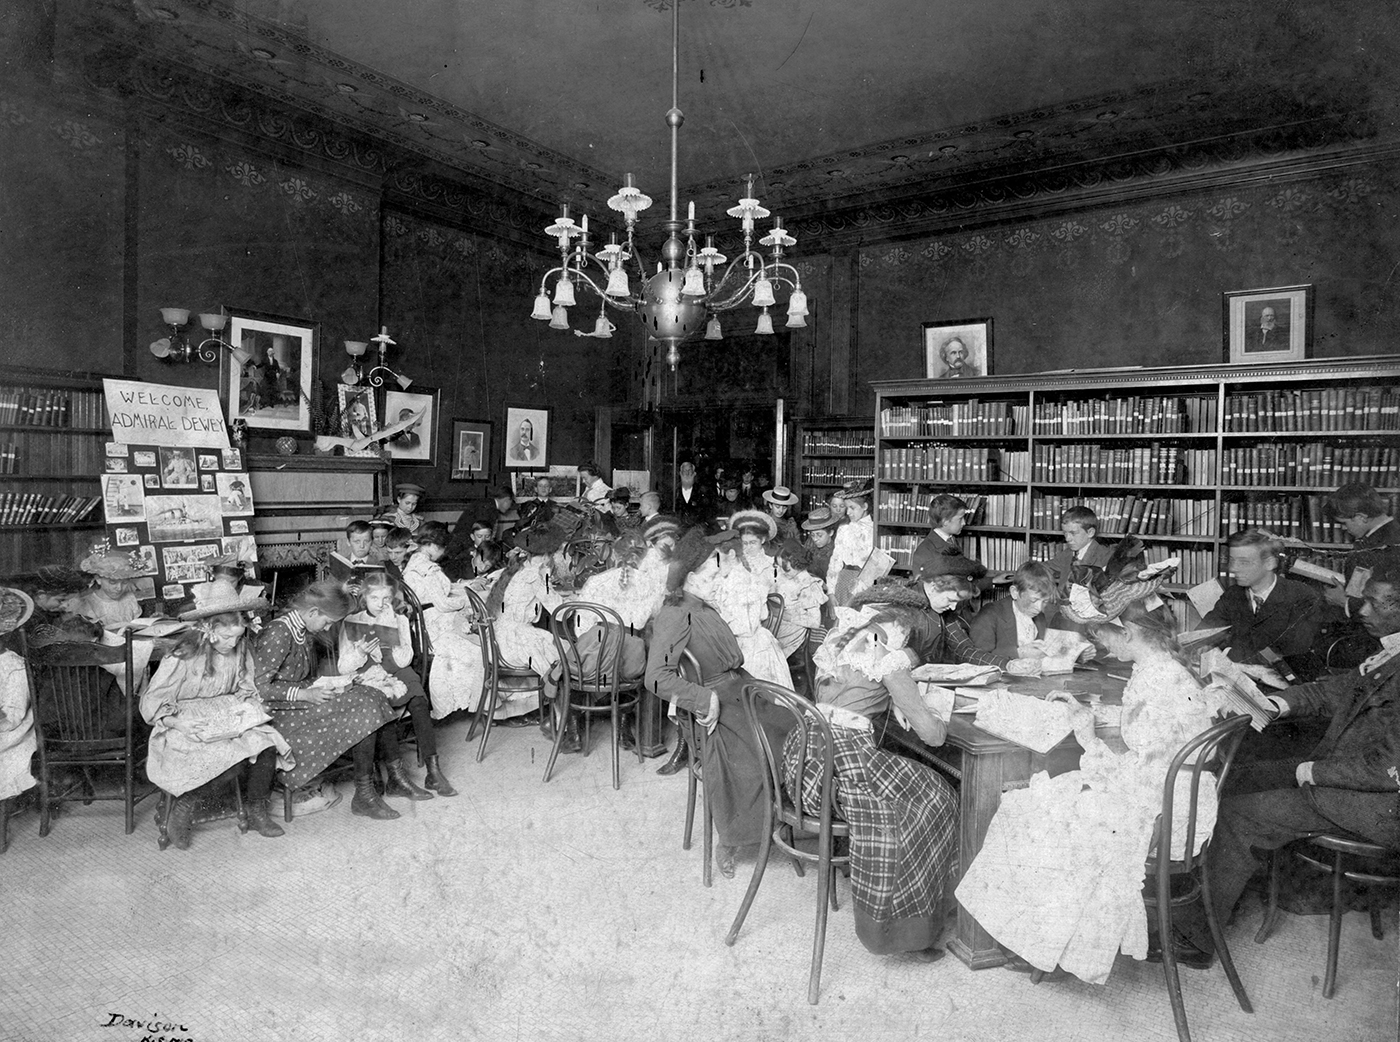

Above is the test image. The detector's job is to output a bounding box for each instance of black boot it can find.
[558,711,584,755]
[167,793,195,849]
[382,760,434,801]
[351,775,400,820]
[422,755,458,797]
[656,732,690,776]
[246,798,285,838]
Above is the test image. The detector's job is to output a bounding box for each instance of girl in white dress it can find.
[688,529,793,689]
[0,588,38,821]
[485,523,571,704]
[827,478,875,608]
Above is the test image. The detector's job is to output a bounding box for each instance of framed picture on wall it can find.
[450,419,492,481]
[336,383,380,459]
[923,318,993,379]
[1223,284,1313,364]
[222,310,318,432]
[504,405,550,469]
[381,388,438,465]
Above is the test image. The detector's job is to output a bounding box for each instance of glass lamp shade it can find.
[786,288,809,317]
[230,346,254,368]
[680,265,706,296]
[785,312,807,329]
[149,338,172,359]
[605,266,630,297]
[531,292,553,320]
[395,373,414,390]
[592,314,615,338]
[344,340,369,357]
[340,365,360,385]
[549,305,570,331]
[199,312,227,331]
[751,277,776,308]
[552,276,576,307]
[160,308,190,326]
[754,308,774,335]
[704,315,723,340]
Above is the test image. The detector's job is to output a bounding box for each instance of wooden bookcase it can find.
[872,357,1400,619]
[0,364,114,574]
[793,415,875,514]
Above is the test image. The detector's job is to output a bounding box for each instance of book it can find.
[851,546,896,599]
[1290,558,1345,587]
[341,615,402,649]
[972,689,1075,754]
[1198,648,1276,731]
[1187,578,1224,618]
[1179,625,1232,651]
[327,551,387,583]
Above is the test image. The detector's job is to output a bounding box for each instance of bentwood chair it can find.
[544,602,643,789]
[676,650,714,887]
[462,586,544,763]
[25,630,154,836]
[763,592,785,637]
[1255,833,1400,1001]
[727,679,851,1005]
[394,582,434,764]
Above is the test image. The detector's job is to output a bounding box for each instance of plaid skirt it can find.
[782,717,959,953]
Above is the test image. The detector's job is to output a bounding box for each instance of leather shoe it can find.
[656,740,690,776]
[1146,936,1216,971]
[909,945,947,964]
[716,845,737,879]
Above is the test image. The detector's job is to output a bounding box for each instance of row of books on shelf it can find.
[1031,394,1215,435]
[879,533,1030,573]
[801,458,875,485]
[1219,444,1399,487]
[880,446,1030,483]
[1220,497,1345,543]
[800,430,876,455]
[1030,444,1210,485]
[0,492,102,526]
[1029,495,1216,537]
[0,385,108,429]
[0,431,111,475]
[1224,386,1400,433]
[878,491,1025,527]
[879,401,1028,437]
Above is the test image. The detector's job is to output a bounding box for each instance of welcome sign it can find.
[103,379,230,448]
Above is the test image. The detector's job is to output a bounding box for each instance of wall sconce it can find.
[341,326,413,389]
[150,308,252,366]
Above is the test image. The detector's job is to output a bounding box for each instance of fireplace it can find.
[256,538,336,607]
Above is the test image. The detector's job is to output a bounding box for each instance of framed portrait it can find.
[221,448,243,469]
[159,447,199,489]
[215,472,254,516]
[222,310,318,432]
[450,419,492,481]
[382,388,438,465]
[100,474,146,523]
[923,318,993,379]
[336,384,380,458]
[197,453,219,471]
[504,405,550,469]
[1223,284,1312,364]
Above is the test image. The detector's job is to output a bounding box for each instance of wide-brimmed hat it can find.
[368,516,396,530]
[643,515,682,544]
[848,577,930,611]
[512,521,571,557]
[31,565,92,596]
[79,547,146,580]
[607,487,632,503]
[727,509,778,540]
[1060,558,1179,625]
[394,482,425,496]
[762,486,799,507]
[835,477,874,500]
[801,506,840,531]
[0,587,34,636]
[178,580,270,621]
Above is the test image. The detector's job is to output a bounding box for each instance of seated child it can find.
[337,519,384,567]
[22,567,103,646]
[969,562,1056,660]
[338,574,455,797]
[380,526,414,582]
[68,546,144,630]
[772,539,828,697]
[0,587,38,815]
[141,582,291,847]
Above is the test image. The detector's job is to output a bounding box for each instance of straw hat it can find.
[79,546,146,580]
[848,577,930,611]
[178,580,270,620]
[32,565,91,595]
[643,515,682,544]
[727,509,778,540]
[835,476,874,500]
[762,486,800,507]
[1059,559,1179,625]
[801,506,840,531]
[705,528,745,549]
[0,587,34,635]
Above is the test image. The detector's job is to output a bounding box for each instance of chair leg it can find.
[610,694,621,791]
[37,753,51,838]
[125,753,136,835]
[541,687,572,784]
[726,807,775,946]
[702,783,714,889]
[156,791,171,850]
[1324,849,1345,999]
[829,865,840,912]
[282,782,293,823]
[1370,905,1385,941]
[232,775,248,834]
[474,674,500,764]
[682,754,697,851]
[0,796,8,854]
[1201,849,1254,1014]
[1157,865,1193,1042]
[808,836,833,1005]
[1254,849,1282,944]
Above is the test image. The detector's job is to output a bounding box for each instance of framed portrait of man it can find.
[923,318,994,379]
[504,405,549,469]
[1223,284,1312,364]
[382,388,438,465]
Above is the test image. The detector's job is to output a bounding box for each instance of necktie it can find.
[1248,591,1260,614]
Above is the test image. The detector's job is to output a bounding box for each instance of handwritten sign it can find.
[103,379,230,449]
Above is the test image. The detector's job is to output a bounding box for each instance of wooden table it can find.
[876,663,1129,969]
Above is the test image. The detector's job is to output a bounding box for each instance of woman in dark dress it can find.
[644,529,794,878]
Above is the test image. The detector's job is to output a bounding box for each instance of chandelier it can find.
[528,1,808,371]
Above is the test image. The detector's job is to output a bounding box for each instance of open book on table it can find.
[1039,628,1093,674]
[972,689,1075,754]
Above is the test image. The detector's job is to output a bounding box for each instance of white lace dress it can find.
[401,554,497,719]
[954,654,1224,984]
[492,561,562,702]
[690,559,793,689]
[0,651,36,801]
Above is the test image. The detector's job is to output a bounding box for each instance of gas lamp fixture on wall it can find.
[528,1,808,371]
[149,308,252,366]
[341,326,413,389]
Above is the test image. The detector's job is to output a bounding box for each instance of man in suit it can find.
[673,460,712,530]
[1202,528,1325,681]
[969,562,1055,660]
[1326,482,1400,612]
[1190,559,1400,962]
[517,476,556,527]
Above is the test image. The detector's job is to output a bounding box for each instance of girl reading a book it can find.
[142,582,291,848]
[954,594,1227,984]
[253,581,401,821]
[68,546,143,631]
[338,574,455,797]
[784,605,958,958]
[686,525,792,689]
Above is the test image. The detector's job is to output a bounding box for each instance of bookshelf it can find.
[872,357,1400,616]
[0,364,114,573]
[793,415,876,514]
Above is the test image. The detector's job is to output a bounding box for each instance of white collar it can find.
[1250,575,1279,603]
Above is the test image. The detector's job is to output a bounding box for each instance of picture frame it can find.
[1223,284,1313,364]
[450,419,492,481]
[923,318,993,379]
[513,466,580,499]
[223,310,318,432]
[504,405,550,469]
[336,383,380,459]
[382,388,439,465]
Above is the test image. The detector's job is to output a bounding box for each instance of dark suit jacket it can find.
[969,598,1049,660]
[910,531,990,590]
[1280,653,1400,845]
[1046,539,1114,594]
[673,483,713,529]
[1202,576,1324,679]
[1344,517,1400,612]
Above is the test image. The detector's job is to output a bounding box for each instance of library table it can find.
[875,664,1129,969]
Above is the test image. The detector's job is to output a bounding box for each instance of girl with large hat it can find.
[825,477,875,608]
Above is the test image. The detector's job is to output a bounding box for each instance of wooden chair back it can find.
[764,592,785,637]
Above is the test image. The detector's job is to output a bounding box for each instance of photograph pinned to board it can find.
[197,453,219,471]
[382,388,437,464]
[132,577,157,600]
[100,474,146,523]
[143,474,160,489]
[214,472,253,515]
[161,583,186,601]
[113,526,139,547]
[1223,284,1312,364]
[223,310,318,432]
[923,317,993,379]
[133,545,159,577]
[220,534,258,563]
[145,495,224,542]
[162,543,222,584]
[160,446,199,488]
[105,442,127,458]
[337,383,381,458]
[450,419,491,481]
[200,475,216,492]
[228,519,249,535]
[504,405,549,468]
[133,450,157,469]
[221,448,243,469]
[105,458,128,473]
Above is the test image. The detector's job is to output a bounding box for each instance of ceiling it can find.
[113,0,1400,225]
